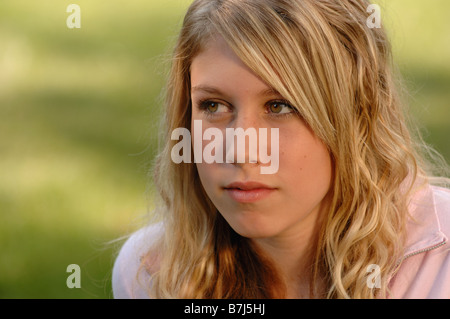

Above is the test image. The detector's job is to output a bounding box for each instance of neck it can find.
[251,196,329,298]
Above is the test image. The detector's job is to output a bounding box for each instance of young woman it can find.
[112,0,450,298]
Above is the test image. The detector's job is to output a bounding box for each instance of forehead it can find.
[190,36,273,96]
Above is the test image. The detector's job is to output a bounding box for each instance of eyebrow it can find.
[191,85,281,97]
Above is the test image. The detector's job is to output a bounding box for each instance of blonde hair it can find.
[143,0,449,298]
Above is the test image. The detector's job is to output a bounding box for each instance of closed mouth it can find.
[223,181,276,203]
[224,181,275,191]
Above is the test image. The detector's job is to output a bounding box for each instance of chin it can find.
[222,212,281,239]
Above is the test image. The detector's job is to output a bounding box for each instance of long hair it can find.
[143,0,448,298]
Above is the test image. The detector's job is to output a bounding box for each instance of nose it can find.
[225,110,263,167]
[233,108,260,130]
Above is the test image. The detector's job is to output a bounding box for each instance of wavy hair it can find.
[142,0,448,298]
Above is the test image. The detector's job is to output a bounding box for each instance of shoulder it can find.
[431,186,450,238]
[112,222,163,299]
[390,185,450,298]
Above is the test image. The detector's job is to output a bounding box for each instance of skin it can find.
[190,36,333,298]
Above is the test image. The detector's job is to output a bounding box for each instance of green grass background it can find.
[0,0,449,298]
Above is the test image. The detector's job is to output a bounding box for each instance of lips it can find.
[223,181,276,203]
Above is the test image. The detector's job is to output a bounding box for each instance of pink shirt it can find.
[388,185,450,298]
[112,185,450,299]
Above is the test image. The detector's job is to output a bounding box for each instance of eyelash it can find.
[197,99,229,119]
[196,99,297,119]
[266,100,297,119]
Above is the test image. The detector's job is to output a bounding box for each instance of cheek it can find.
[195,162,227,213]
[192,120,223,184]
[196,162,218,188]
[191,116,226,201]
[278,130,333,196]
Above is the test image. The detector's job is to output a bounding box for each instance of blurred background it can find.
[0,0,448,298]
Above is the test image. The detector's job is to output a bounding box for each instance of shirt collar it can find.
[402,184,448,259]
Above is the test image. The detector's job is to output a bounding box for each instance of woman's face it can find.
[190,36,333,240]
